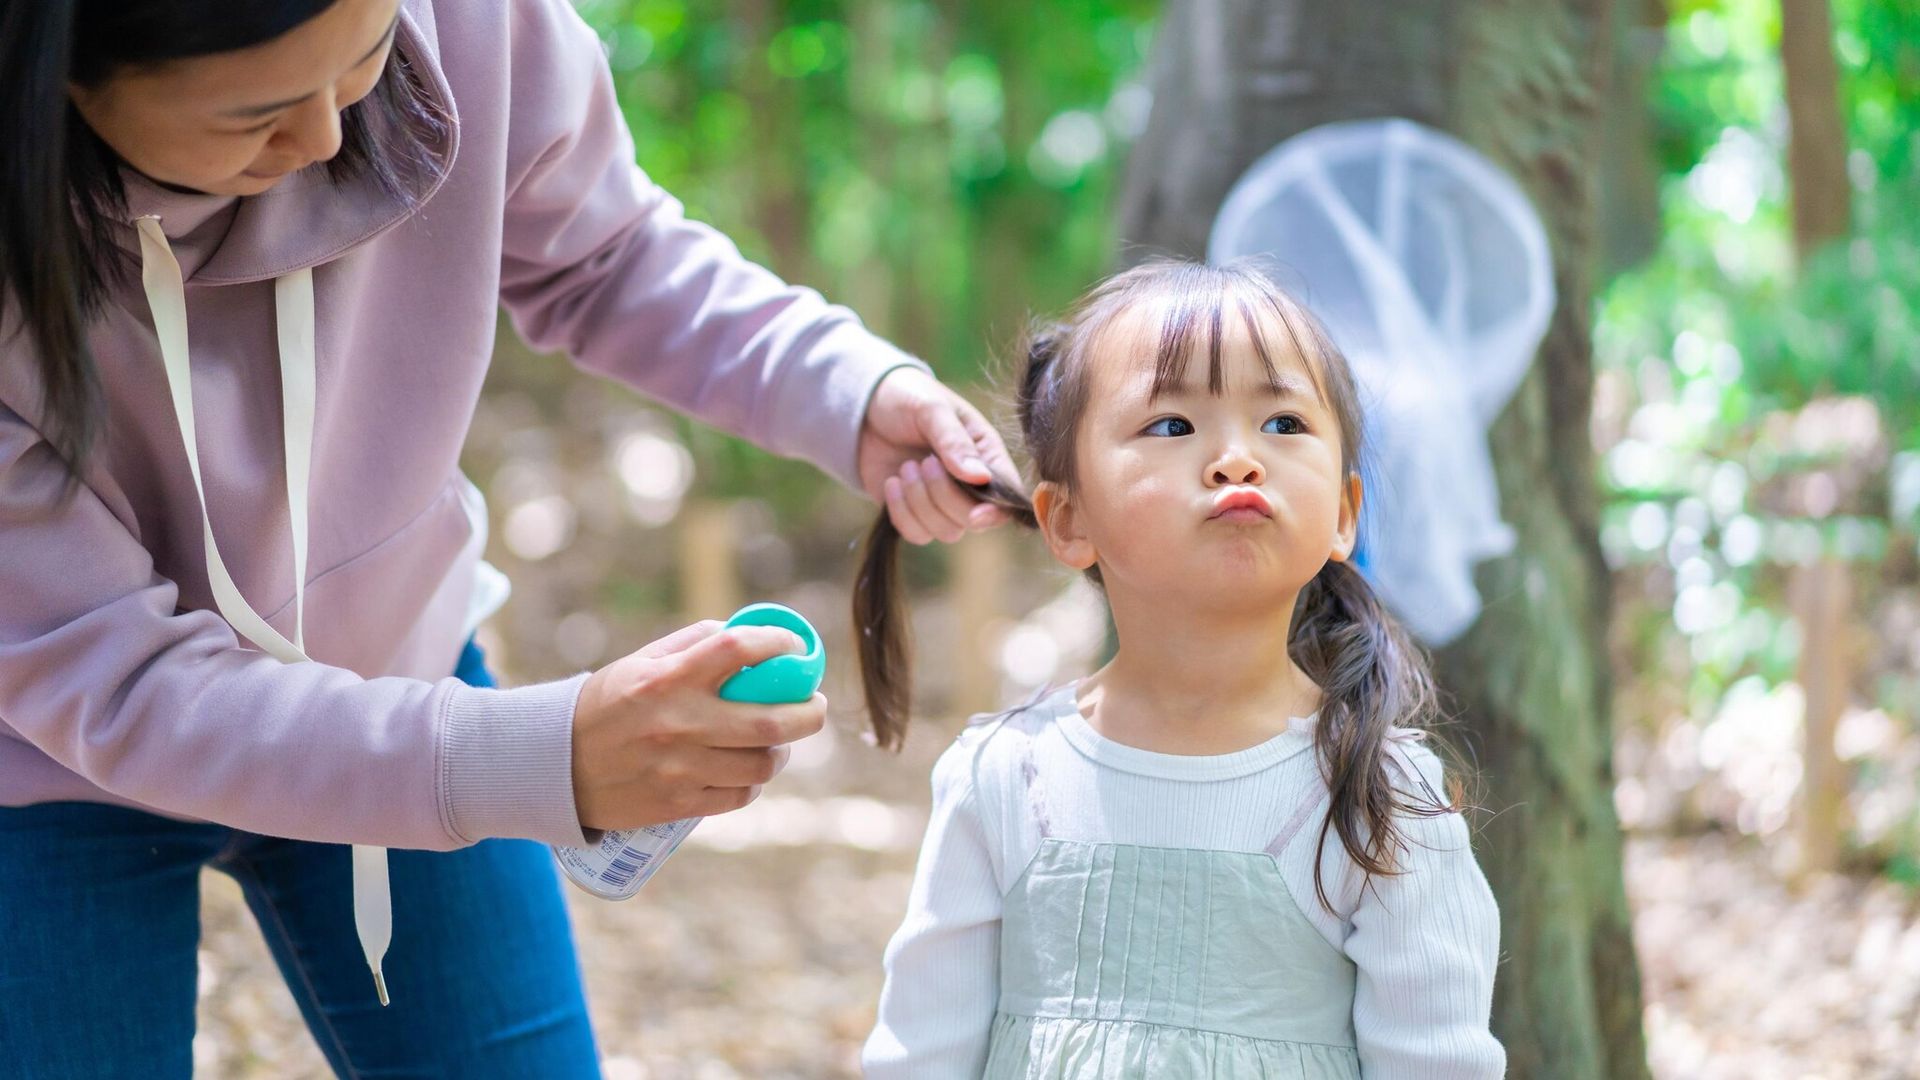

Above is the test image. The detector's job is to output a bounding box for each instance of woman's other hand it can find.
[571,621,825,832]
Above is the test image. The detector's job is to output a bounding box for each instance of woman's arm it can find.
[493,0,923,493]
[863,739,1005,1079]
[0,409,589,850]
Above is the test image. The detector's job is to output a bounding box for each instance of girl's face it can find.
[69,0,402,198]
[1037,303,1359,613]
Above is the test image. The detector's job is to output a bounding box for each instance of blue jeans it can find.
[0,641,601,1079]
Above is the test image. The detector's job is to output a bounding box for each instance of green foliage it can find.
[1597,0,1920,869]
[1736,210,1920,438]
[571,0,1157,502]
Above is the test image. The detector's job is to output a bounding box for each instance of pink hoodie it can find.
[0,0,919,853]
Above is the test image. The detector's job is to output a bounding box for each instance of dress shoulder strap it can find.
[1016,736,1054,840]
[1263,786,1330,858]
[1264,731,1441,858]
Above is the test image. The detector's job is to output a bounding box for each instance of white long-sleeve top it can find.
[862,685,1505,1079]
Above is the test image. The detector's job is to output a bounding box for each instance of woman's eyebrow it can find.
[356,15,403,65]
[221,14,399,119]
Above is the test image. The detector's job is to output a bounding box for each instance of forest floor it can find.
[191,715,1919,1079]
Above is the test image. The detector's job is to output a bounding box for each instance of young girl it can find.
[855,260,1505,1078]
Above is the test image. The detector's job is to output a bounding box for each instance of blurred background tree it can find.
[1114,1,1644,1074]
[1596,0,1920,882]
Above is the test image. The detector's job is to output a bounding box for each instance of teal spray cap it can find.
[717,603,825,705]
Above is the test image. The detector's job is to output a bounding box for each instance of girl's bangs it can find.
[1141,269,1331,405]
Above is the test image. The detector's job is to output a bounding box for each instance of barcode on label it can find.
[600,847,652,890]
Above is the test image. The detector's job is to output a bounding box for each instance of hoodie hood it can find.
[119,1,459,286]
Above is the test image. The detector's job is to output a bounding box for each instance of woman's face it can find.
[69,0,402,198]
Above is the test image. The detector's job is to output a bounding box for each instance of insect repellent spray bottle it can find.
[553,603,824,900]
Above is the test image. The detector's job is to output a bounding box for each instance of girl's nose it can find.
[1207,447,1264,487]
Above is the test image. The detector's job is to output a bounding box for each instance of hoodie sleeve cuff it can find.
[439,673,594,848]
[806,330,933,493]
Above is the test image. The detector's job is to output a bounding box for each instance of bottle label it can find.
[553,818,700,900]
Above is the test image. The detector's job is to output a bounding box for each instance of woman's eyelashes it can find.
[1140,414,1307,438]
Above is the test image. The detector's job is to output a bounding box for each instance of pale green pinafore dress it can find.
[981,747,1362,1079]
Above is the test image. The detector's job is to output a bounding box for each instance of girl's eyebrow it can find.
[1254,374,1318,401]
[1152,371,1320,402]
[221,14,400,119]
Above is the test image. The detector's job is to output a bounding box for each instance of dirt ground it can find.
[190,709,1920,1079]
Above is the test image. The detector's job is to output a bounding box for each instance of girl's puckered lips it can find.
[1209,487,1273,521]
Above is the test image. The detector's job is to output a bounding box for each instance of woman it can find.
[0,0,1010,1074]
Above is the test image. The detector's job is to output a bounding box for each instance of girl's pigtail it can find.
[851,511,910,751]
[851,475,1033,750]
[853,328,1061,750]
[1290,558,1456,910]
[1012,324,1065,446]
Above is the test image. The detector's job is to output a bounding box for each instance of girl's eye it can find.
[1144,416,1194,437]
[1263,414,1306,435]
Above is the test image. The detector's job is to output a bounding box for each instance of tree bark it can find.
[1779,0,1855,877]
[1780,0,1852,262]
[1598,0,1666,278]
[1117,2,1648,1077]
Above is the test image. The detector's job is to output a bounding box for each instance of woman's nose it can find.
[275,94,345,166]
[1207,446,1264,487]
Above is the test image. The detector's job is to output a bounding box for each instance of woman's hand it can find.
[571,621,826,832]
[857,367,1022,544]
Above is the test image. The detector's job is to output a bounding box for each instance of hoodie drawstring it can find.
[134,216,393,1007]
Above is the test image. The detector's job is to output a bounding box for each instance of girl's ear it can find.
[1031,481,1098,571]
[1329,472,1362,563]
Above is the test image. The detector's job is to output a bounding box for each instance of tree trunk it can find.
[1117,2,1648,1077]
[1780,0,1852,263]
[1598,0,1667,278]
[1778,0,1856,879]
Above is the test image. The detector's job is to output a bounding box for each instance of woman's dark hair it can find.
[0,0,449,478]
[854,258,1467,906]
